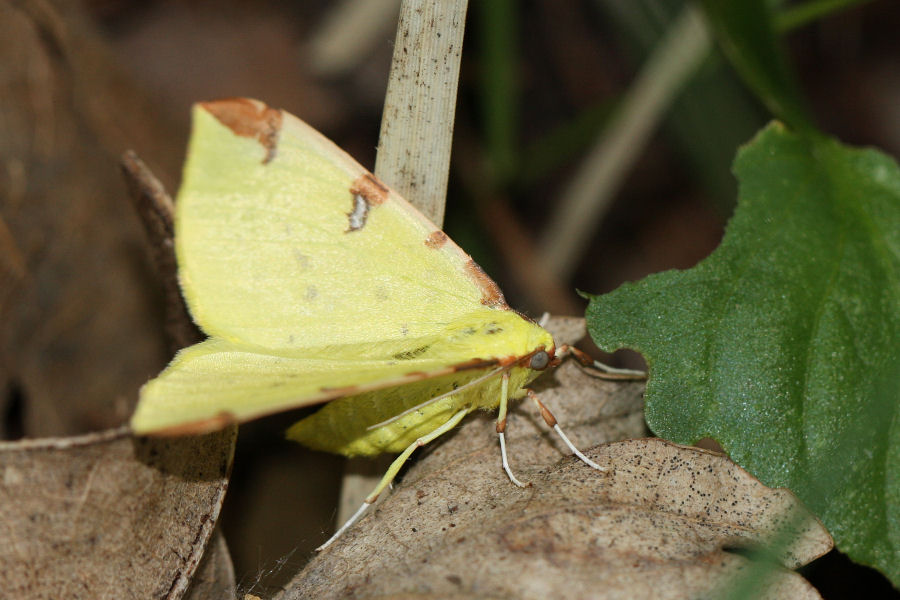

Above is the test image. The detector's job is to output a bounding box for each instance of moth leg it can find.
[554,344,646,380]
[496,372,528,488]
[527,390,607,472]
[316,407,470,551]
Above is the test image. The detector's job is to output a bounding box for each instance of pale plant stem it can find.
[337,0,469,528]
[374,0,469,227]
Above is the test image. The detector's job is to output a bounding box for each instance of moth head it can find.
[529,348,552,371]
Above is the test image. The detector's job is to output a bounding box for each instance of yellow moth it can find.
[130,98,611,550]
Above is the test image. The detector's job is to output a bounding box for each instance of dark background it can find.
[1,1,898,596]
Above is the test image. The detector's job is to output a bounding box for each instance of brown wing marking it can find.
[425,231,449,249]
[402,371,431,379]
[450,358,501,372]
[452,348,550,374]
[139,411,238,436]
[347,173,389,232]
[464,259,508,308]
[200,98,283,164]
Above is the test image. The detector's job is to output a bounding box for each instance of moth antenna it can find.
[318,408,470,551]
[589,360,646,379]
[366,365,506,431]
[556,345,647,380]
[528,390,607,472]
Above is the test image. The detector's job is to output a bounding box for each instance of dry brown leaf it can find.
[0,426,235,599]
[289,439,831,599]
[184,529,237,600]
[0,0,184,437]
[0,4,240,595]
[284,332,831,599]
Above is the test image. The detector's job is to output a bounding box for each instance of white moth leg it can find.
[528,390,607,472]
[316,407,470,551]
[496,372,527,488]
[317,501,369,552]
[555,344,646,379]
[499,430,526,488]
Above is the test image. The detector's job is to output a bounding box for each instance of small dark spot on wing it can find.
[393,345,431,360]
[294,250,311,270]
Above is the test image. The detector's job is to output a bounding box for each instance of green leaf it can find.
[584,122,900,584]
[699,0,814,132]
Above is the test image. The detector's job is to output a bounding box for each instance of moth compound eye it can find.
[530,350,550,371]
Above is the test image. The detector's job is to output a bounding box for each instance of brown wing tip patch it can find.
[347,173,389,232]
[137,411,237,436]
[200,98,283,164]
[425,231,448,249]
[464,260,508,308]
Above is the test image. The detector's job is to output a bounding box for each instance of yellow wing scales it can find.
[286,362,537,455]
[177,99,506,350]
[130,98,554,453]
[133,308,550,438]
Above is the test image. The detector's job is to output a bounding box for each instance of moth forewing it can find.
[129,98,610,553]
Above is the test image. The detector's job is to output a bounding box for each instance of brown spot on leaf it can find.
[425,231,448,249]
[464,260,507,308]
[346,174,389,232]
[200,98,282,164]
